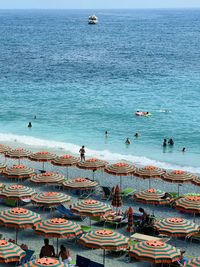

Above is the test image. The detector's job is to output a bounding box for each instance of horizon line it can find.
[0,7,200,10]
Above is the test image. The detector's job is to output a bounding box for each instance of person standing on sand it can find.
[79,145,85,162]
[39,239,55,258]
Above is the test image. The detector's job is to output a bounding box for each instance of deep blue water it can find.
[0,9,200,172]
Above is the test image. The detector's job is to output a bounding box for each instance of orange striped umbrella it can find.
[3,165,35,181]
[192,176,200,186]
[111,185,122,209]
[184,257,200,267]
[134,188,169,205]
[0,208,41,243]
[0,239,25,263]
[175,196,200,214]
[51,154,79,178]
[31,192,70,207]
[29,151,56,170]
[30,172,65,185]
[5,148,32,164]
[0,184,36,201]
[21,258,68,267]
[155,217,199,237]
[162,170,195,183]
[0,144,10,154]
[63,177,98,190]
[105,162,136,188]
[129,240,181,264]
[0,163,6,173]
[127,207,134,233]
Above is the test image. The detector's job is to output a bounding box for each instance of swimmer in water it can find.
[34,115,36,119]
[163,139,167,147]
[105,131,108,137]
[182,147,186,152]
[125,138,131,145]
[134,133,139,138]
[28,122,32,128]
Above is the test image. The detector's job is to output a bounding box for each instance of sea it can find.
[0,9,200,173]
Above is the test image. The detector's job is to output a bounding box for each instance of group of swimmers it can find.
[163,138,174,147]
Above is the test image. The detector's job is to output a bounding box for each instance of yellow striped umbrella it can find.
[21,258,68,267]
[80,229,129,266]
[5,148,32,164]
[3,165,35,181]
[134,188,169,205]
[29,151,56,170]
[0,163,6,173]
[63,177,98,190]
[105,162,136,189]
[31,192,70,207]
[51,154,79,178]
[30,172,65,185]
[184,257,200,267]
[77,158,107,180]
[175,196,200,215]
[0,239,26,263]
[129,240,181,264]
[0,208,41,243]
[192,176,200,186]
[0,184,36,201]
[155,217,199,237]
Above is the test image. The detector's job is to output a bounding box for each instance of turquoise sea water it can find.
[0,9,200,172]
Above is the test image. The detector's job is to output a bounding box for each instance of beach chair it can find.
[76,254,91,267]
[121,188,135,198]
[101,186,112,200]
[56,205,85,221]
[89,260,104,267]
[81,225,93,233]
[19,249,35,265]
[5,199,16,207]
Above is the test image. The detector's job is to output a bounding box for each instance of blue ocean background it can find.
[0,9,200,172]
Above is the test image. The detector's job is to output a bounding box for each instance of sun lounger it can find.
[81,225,93,233]
[121,188,135,198]
[19,249,35,265]
[101,186,112,200]
[76,254,91,267]
[5,199,16,207]
[89,260,104,267]
[56,205,85,221]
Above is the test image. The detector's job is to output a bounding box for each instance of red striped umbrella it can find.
[111,185,122,209]
[63,177,98,190]
[31,192,70,207]
[126,207,134,233]
[192,176,200,186]
[155,217,199,237]
[51,154,79,178]
[3,165,35,181]
[184,257,200,267]
[5,148,32,164]
[30,172,65,185]
[29,151,56,170]
[175,196,200,214]
[0,144,10,154]
[162,170,196,183]
[134,188,169,205]
[0,163,6,173]
[0,184,36,201]
[129,240,181,264]
[0,239,25,263]
[105,162,136,189]
[21,258,68,267]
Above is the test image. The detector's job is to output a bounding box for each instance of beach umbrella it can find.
[63,177,98,190]
[0,239,26,263]
[3,165,35,182]
[77,158,107,180]
[0,163,6,173]
[192,176,200,186]
[0,144,11,161]
[5,148,32,164]
[111,185,122,210]
[34,218,82,255]
[184,257,200,267]
[0,207,41,244]
[31,192,70,207]
[134,188,169,205]
[129,240,181,264]
[21,258,68,267]
[29,151,56,171]
[105,162,136,189]
[175,196,200,221]
[51,154,79,178]
[134,166,165,188]
[80,229,129,266]
[126,207,134,233]
[154,217,199,237]
[30,172,65,185]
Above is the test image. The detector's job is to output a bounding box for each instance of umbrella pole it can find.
[120,176,122,189]
[18,159,20,165]
[92,170,95,181]
[57,238,59,256]
[149,179,151,189]
[67,167,69,179]
[16,228,19,244]
[103,249,106,266]
[42,162,45,171]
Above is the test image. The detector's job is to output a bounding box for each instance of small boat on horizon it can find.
[88,15,98,25]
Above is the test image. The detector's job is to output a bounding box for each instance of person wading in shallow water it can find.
[79,145,85,162]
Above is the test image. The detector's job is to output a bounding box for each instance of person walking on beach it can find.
[79,145,85,162]
[39,239,55,258]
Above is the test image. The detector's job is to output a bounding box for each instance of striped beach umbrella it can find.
[0,184,36,201]
[111,185,122,209]
[154,217,199,237]
[0,239,26,263]
[31,192,70,207]
[34,218,82,255]
[80,229,129,265]
[5,148,32,164]
[3,165,35,181]
[184,257,200,267]
[129,240,181,264]
[0,163,6,173]
[126,207,134,233]
[105,162,136,189]
[162,170,195,184]
[0,144,10,154]
[175,196,200,214]
[134,188,169,205]
[63,177,98,190]
[51,154,79,178]
[21,258,68,267]
[0,208,41,243]
[29,151,56,170]
[192,176,200,186]
[30,172,65,185]
[77,158,107,180]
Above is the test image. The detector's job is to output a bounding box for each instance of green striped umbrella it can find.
[184,257,200,267]
[155,217,199,237]
[0,184,36,201]
[63,177,98,190]
[3,165,35,181]
[0,163,6,173]
[30,172,65,185]
[80,229,129,265]
[175,196,200,215]
[0,208,41,244]
[192,176,200,186]
[134,188,169,205]
[129,240,181,264]
[29,151,56,171]
[34,218,82,255]
[111,185,122,209]
[21,258,68,267]
[0,239,26,263]
[5,148,32,164]
[105,162,136,189]
[31,192,70,207]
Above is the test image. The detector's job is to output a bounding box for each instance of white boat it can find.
[88,15,98,24]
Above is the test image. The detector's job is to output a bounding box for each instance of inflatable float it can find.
[135,111,151,117]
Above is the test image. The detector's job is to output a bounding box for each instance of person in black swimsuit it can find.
[79,146,85,162]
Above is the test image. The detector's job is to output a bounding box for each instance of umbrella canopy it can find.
[0,163,6,173]
[71,199,112,217]
[31,192,70,207]
[0,144,10,154]
[5,148,32,161]
[3,165,35,180]
[192,176,200,186]
[30,172,65,185]
[0,184,36,200]
[135,166,165,178]
[154,217,199,237]
[134,188,169,205]
[51,154,79,166]
[162,170,196,183]
[63,177,98,190]
[184,257,200,267]
[175,196,200,214]
[0,239,26,263]
[29,151,56,162]
[129,240,181,264]
[21,258,68,267]
[111,185,122,208]
[126,207,134,233]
